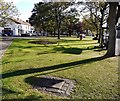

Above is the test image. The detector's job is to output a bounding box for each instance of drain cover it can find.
[31,76,75,96]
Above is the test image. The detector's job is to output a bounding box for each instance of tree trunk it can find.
[116,5,120,24]
[105,2,117,57]
[69,31,72,37]
[53,28,56,37]
[55,7,61,39]
[100,13,104,47]
[99,6,106,47]
[58,26,60,39]
[57,21,61,39]
[99,28,104,47]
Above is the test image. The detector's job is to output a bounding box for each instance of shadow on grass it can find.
[23,95,43,100]
[28,40,57,45]
[53,47,82,55]
[37,51,56,55]
[9,45,42,49]
[2,87,20,95]
[59,42,98,46]
[2,60,24,65]
[25,76,64,89]
[2,56,106,79]
[53,46,99,55]
[60,39,93,42]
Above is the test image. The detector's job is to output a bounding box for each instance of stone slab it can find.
[32,76,75,96]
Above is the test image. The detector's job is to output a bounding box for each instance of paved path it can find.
[0,36,39,58]
[2,36,40,39]
[0,37,13,58]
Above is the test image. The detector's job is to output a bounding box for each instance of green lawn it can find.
[1,36,119,100]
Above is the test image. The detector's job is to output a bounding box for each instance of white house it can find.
[3,18,34,36]
[115,17,120,55]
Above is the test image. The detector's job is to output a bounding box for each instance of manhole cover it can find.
[26,76,75,96]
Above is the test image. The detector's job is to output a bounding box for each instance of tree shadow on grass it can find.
[23,95,43,100]
[53,45,99,55]
[2,87,20,95]
[2,60,24,65]
[59,42,98,46]
[53,47,82,55]
[9,45,42,49]
[2,56,107,79]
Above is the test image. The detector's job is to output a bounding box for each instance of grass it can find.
[1,36,119,100]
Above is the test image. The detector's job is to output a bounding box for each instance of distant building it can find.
[115,17,120,56]
[3,18,34,36]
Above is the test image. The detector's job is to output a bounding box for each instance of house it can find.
[3,18,34,36]
[115,17,120,56]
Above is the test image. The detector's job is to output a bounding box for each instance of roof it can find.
[11,18,31,26]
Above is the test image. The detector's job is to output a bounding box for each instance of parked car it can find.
[31,32,37,36]
[21,33,29,37]
[0,33,8,36]
[36,32,41,36]
[28,33,32,36]
[0,32,2,36]
[82,34,86,38]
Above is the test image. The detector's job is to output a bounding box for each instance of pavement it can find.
[2,36,40,39]
[0,37,13,58]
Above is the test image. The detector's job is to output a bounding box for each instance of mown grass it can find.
[1,36,119,100]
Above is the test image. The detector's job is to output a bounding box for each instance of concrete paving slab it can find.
[31,76,75,96]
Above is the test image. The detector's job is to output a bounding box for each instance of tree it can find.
[0,0,18,27]
[29,2,50,33]
[76,2,109,46]
[65,8,79,37]
[105,2,118,57]
[82,17,97,35]
[29,2,78,39]
[47,2,71,39]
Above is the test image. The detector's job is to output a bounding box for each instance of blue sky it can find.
[4,0,83,21]
[4,0,41,21]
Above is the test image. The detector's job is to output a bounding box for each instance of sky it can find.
[4,0,84,21]
[4,0,42,21]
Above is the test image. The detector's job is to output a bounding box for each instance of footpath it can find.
[0,37,13,58]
